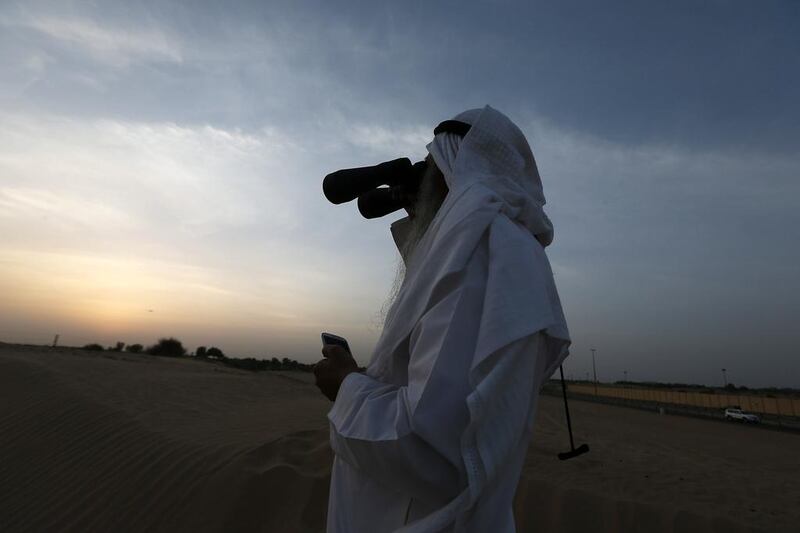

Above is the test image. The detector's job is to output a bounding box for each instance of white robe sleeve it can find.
[327,370,463,506]
[327,246,545,508]
[326,278,472,506]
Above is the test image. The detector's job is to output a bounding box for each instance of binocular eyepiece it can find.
[323,158,428,219]
[322,119,472,219]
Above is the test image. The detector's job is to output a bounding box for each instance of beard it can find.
[377,166,448,328]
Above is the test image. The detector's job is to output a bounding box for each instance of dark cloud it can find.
[7,1,798,151]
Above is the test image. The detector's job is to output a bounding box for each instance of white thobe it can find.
[326,239,553,532]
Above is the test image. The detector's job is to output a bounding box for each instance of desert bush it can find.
[110,341,125,352]
[83,343,104,351]
[195,346,208,358]
[126,344,143,353]
[146,338,186,357]
[206,346,225,359]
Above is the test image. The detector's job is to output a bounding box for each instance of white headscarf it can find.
[426,106,554,247]
[372,105,570,530]
[379,105,566,370]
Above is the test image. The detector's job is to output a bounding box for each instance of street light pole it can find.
[591,348,598,396]
[721,368,728,388]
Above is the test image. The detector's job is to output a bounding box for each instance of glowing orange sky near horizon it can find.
[0,247,392,361]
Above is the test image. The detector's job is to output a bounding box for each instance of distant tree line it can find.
[563,379,800,398]
[80,337,312,372]
[221,356,314,372]
[614,380,754,393]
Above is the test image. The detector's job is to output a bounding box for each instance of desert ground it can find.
[1,343,797,532]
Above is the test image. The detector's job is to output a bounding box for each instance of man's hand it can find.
[314,345,359,402]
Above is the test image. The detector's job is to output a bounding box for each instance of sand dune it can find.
[1,344,797,532]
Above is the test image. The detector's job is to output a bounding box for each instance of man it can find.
[314,106,570,532]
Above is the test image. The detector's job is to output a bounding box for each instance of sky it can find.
[1,0,798,388]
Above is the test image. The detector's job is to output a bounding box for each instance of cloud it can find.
[2,13,182,66]
[342,123,432,160]
[526,119,800,387]
[0,187,135,229]
[0,113,299,241]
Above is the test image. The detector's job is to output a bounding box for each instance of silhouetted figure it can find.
[315,106,570,532]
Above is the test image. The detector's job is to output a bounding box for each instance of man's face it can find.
[395,154,448,262]
[382,154,451,322]
[409,155,448,223]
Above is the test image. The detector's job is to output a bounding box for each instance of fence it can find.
[566,384,800,418]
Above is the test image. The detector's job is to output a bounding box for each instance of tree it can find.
[126,344,143,354]
[195,346,208,358]
[83,343,104,351]
[111,341,125,352]
[146,338,186,357]
[206,346,225,359]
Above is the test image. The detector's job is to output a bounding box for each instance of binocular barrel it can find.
[357,188,409,219]
[323,158,413,205]
[323,157,426,219]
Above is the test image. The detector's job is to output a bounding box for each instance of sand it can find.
[1,344,797,532]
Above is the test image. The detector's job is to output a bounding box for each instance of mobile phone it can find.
[321,332,351,354]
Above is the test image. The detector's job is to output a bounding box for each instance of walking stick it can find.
[557,365,590,460]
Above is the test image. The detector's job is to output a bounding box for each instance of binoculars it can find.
[322,120,472,219]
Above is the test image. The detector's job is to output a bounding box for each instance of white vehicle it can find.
[724,408,760,423]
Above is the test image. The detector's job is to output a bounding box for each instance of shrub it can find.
[146,337,186,357]
[111,341,125,352]
[126,344,143,354]
[83,343,104,351]
[195,346,208,358]
[206,346,225,359]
